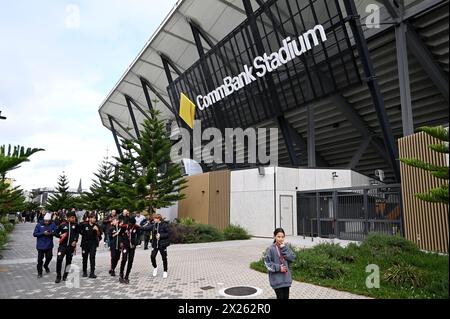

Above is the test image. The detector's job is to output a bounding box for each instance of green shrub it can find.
[191,223,224,243]
[169,223,196,244]
[223,224,251,240]
[361,233,420,255]
[384,263,424,288]
[0,230,7,249]
[178,217,197,226]
[294,249,348,279]
[314,243,357,263]
[3,223,14,233]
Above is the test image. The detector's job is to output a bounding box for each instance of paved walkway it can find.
[0,223,367,299]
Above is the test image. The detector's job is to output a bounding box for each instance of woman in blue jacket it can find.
[33,213,57,278]
[264,228,296,299]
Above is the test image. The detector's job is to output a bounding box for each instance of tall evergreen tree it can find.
[130,109,187,213]
[83,157,115,212]
[109,143,141,212]
[46,173,74,211]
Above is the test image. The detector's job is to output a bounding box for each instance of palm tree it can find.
[0,145,44,179]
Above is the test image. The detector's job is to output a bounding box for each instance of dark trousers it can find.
[56,246,75,277]
[37,249,52,274]
[144,232,150,249]
[151,248,168,272]
[82,244,97,274]
[110,249,121,271]
[274,287,290,300]
[120,248,136,279]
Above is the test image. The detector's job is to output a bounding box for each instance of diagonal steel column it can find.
[406,22,449,103]
[349,136,373,169]
[344,0,400,182]
[243,0,299,167]
[108,115,124,160]
[124,96,141,139]
[108,116,135,141]
[139,78,153,111]
[124,94,152,121]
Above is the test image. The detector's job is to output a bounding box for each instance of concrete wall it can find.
[230,167,276,238]
[231,167,372,238]
[157,202,178,222]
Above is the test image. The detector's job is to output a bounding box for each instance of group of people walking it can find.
[33,209,170,285]
[33,209,296,299]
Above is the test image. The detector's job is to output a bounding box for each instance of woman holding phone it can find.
[264,228,296,299]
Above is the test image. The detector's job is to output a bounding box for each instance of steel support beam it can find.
[139,78,153,111]
[286,121,329,167]
[124,95,152,121]
[278,116,301,167]
[396,22,414,136]
[406,22,449,103]
[307,104,316,168]
[190,21,227,131]
[380,0,401,21]
[243,0,301,167]
[349,136,373,169]
[140,77,177,117]
[108,115,124,160]
[125,96,141,139]
[344,0,400,182]
[109,117,135,140]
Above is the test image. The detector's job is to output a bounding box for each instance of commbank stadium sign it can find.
[196,24,327,111]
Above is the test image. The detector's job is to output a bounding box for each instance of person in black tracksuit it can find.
[80,212,102,279]
[108,217,123,277]
[143,214,171,278]
[54,212,79,283]
[119,217,140,284]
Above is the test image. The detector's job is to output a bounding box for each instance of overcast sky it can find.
[0,0,178,191]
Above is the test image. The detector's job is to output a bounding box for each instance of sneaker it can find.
[119,277,125,284]
[89,273,97,279]
[163,272,168,279]
[62,273,69,281]
[124,278,130,284]
[44,267,51,274]
[82,272,88,278]
[152,268,158,277]
[37,274,43,279]
[110,271,116,277]
[138,245,142,248]
[55,276,62,284]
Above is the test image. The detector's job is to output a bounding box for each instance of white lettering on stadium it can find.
[196,24,327,111]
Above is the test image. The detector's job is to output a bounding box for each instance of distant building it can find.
[30,187,85,207]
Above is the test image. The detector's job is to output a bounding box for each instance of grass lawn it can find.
[250,234,449,299]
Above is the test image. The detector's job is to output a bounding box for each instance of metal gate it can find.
[297,185,403,241]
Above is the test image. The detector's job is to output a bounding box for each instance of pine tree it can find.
[400,126,449,205]
[109,142,141,212]
[130,109,187,213]
[83,157,115,212]
[46,173,74,211]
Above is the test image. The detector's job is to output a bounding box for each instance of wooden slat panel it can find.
[399,132,448,253]
[209,170,231,230]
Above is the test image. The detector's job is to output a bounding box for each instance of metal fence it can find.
[297,184,403,241]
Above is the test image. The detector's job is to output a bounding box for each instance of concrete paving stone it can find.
[0,223,369,299]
